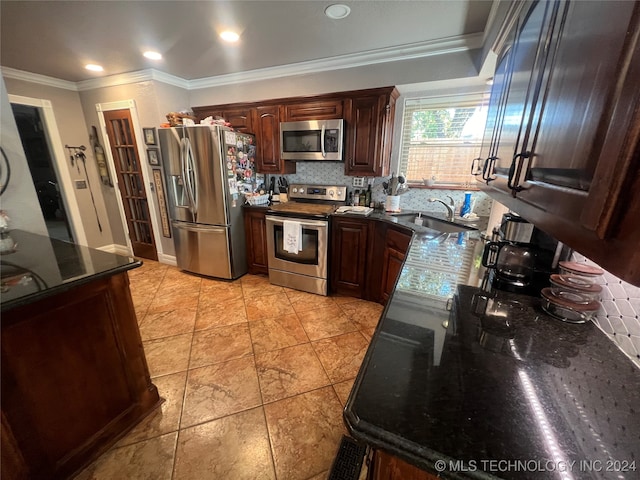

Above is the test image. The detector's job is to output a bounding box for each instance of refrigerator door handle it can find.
[184,134,200,214]
[180,137,196,214]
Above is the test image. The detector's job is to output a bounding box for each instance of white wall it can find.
[0,76,47,235]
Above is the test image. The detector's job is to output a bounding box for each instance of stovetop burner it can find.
[267,183,347,219]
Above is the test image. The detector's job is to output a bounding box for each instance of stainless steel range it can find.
[266,184,347,295]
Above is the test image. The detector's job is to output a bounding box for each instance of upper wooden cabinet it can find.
[252,105,294,174]
[479,0,640,285]
[192,87,398,177]
[344,87,399,177]
[281,99,344,122]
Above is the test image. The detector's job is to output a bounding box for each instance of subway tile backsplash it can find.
[571,252,640,369]
[282,162,493,216]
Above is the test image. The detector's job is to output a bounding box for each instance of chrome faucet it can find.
[428,196,456,222]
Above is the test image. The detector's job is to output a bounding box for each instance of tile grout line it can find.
[242,277,280,480]
[169,273,202,480]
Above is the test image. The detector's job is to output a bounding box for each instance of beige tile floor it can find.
[74,260,383,480]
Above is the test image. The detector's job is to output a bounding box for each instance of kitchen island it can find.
[343,219,640,479]
[1,230,160,480]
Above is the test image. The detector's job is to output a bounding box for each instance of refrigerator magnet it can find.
[228,178,238,195]
[224,130,236,145]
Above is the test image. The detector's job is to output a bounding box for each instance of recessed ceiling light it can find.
[220,31,240,43]
[85,64,104,72]
[143,51,162,60]
[325,4,351,19]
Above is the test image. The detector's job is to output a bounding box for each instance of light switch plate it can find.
[352,177,365,188]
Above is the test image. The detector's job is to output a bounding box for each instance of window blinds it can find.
[399,95,488,186]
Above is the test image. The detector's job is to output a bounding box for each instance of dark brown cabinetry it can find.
[479,0,640,285]
[192,86,398,177]
[329,217,411,304]
[252,105,294,174]
[344,88,399,177]
[367,449,439,480]
[243,207,269,275]
[1,272,160,480]
[330,216,372,297]
[281,99,344,121]
[378,226,412,303]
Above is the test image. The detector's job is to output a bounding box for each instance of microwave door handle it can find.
[320,124,326,158]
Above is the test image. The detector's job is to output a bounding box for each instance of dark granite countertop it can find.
[1,230,141,312]
[344,220,640,479]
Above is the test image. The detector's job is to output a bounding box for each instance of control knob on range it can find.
[299,188,305,194]
[292,188,298,193]
[329,190,335,197]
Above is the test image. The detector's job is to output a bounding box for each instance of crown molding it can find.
[2,32,483,92]
[1,67,78,91]
[75,69,189,91]
[188,33,484,90]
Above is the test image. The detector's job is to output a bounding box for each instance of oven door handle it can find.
[265,216,328,229]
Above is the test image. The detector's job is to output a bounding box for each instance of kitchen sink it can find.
[391,213,477,233]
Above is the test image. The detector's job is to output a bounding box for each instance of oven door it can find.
[265,215,328,279]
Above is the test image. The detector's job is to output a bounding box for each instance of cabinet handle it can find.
[470,157,483,176]
[483,156,497,182]
[507,151,530,194]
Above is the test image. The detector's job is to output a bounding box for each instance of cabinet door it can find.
[244,209,268,275]
[517,0,639,234]
[345,89,397,177]
[222,108,253,133]
[482,0,560,195]
[380,228,412,303]
[282,100,343,121]
[330,217,370,297]
[368,449,439,480]
[253,106,295,174]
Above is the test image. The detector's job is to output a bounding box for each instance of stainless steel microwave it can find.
[280,119,344,161]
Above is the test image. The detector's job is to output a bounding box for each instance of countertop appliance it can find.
[482,213,570,296]
[158,125,256,279]
[280,119,344,161]
[266,184,347,295]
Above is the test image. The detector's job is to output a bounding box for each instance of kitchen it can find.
[3,0,632,480]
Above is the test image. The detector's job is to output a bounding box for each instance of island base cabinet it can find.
[369,449,440,480]
[1,272,160,480]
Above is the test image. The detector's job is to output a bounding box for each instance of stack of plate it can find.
[540,261,603,323]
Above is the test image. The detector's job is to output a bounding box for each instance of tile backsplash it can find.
[282,162,493,216]
[571,252,640,369]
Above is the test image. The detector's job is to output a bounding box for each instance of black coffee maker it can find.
[482,213,571,296]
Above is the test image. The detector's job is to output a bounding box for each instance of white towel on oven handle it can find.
[283,220,302,254]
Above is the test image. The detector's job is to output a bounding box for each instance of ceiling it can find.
[1,1,494,85]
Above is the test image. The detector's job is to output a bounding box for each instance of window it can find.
[398,95,488,188]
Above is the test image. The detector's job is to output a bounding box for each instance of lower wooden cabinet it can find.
[368,449,439,480]
[1,272,160,480]
[330,216,372,297]
[244,207,269,275]
[330,217,411,304]
[379,227,412,303]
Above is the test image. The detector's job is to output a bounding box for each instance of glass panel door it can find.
[103,109,157,260]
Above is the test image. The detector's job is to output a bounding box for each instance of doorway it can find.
[11,104,74,242]
[102,109,158,261]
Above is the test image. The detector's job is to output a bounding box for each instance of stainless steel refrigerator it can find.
[158,125,257,279]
